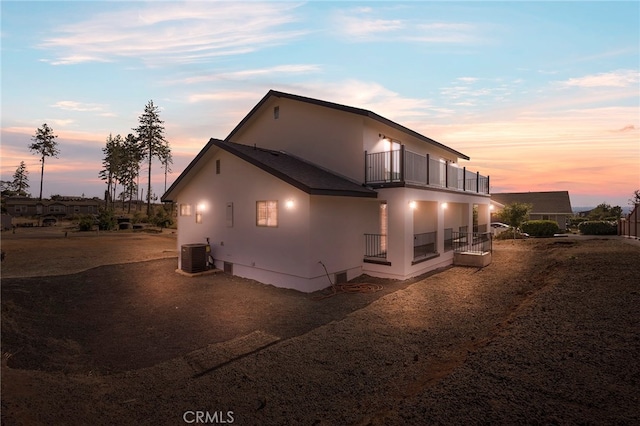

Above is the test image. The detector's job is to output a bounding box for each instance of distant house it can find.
[491,191,573,230]
[3,196,102,218]
[163,90,493,293]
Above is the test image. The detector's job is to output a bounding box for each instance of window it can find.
[49,205,65,213]
[273,106,280,119]
[257,201,278,227]
[74,205,81,213]
[379,202,388,252]
[180,204,192,216]
[216,159,221,175]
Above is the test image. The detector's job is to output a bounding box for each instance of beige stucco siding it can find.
[174,150,315,287]
[308,195,379,285]
[229,97,365,183]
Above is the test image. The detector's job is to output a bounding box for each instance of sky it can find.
[1,1,639,209]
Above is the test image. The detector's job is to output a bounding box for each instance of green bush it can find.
[568,217,588,228]
[578,221,617,235]
[151,207,173,228]
[521,220,560,237]
[132,211,146,224]
[96,208,117,231]
[77,215,95,232]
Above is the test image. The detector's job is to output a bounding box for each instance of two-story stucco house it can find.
[162,90,492,292]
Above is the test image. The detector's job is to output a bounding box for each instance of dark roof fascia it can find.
[212,139,377,198]
[161,138,221,202]
[225,90,470,161]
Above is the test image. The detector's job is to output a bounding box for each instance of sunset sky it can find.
[1,1,638,208]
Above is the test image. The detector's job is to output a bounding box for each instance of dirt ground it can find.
[1,226,639,425]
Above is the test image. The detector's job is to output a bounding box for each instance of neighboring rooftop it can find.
[491,191,573,214]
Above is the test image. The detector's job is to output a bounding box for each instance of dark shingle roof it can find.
[491,191,573,214]
[214,140,377,198]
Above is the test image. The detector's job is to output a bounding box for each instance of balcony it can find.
[365,147,489,194]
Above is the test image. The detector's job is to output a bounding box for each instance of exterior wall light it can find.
[195,202,206,224]
[409,201,417,210]
[442,202,448,209]
[285,199,295,209]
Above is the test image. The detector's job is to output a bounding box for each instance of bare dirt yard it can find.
[1,226,639,425]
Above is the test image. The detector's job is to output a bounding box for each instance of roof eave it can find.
[161,138,222,202]
[212,139,377,198]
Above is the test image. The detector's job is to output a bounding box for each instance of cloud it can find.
[51,101,108,112]
[613,124,637,132]
[440,81,513,104]
[331,7,479,43]
[188,91,260,104]
[336,16,404,38]
[457,77,479,83]
[562,69,639,88]
[179,64,322,85]
[39,2,306,66]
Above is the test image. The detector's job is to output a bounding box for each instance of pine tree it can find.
[12,161,30,196]
[29,123,60,201]
[121,133,144,213]
[99,134,124,210]
[133,100,170,216]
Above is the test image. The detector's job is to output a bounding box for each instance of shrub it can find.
[521,220,560,237]
[151,207,173,228]
[578,221,617,235]
[77,215,95,232]
[132,211,146,224]
[96,208,117,231]
[568,217,588,228]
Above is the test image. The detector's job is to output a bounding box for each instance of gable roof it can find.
[163,89,472,202]
[226,90,470,160]
[162,139,377,202]
[491,191,573,214]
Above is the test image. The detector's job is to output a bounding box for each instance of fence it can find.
[619,204,639,239]
[452,231,492,254]
[413,231,437,260]
[364,233,387,260]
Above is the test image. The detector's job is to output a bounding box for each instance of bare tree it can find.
[29,123,60,201]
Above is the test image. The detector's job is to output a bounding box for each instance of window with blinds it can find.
[256,201,278,227]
